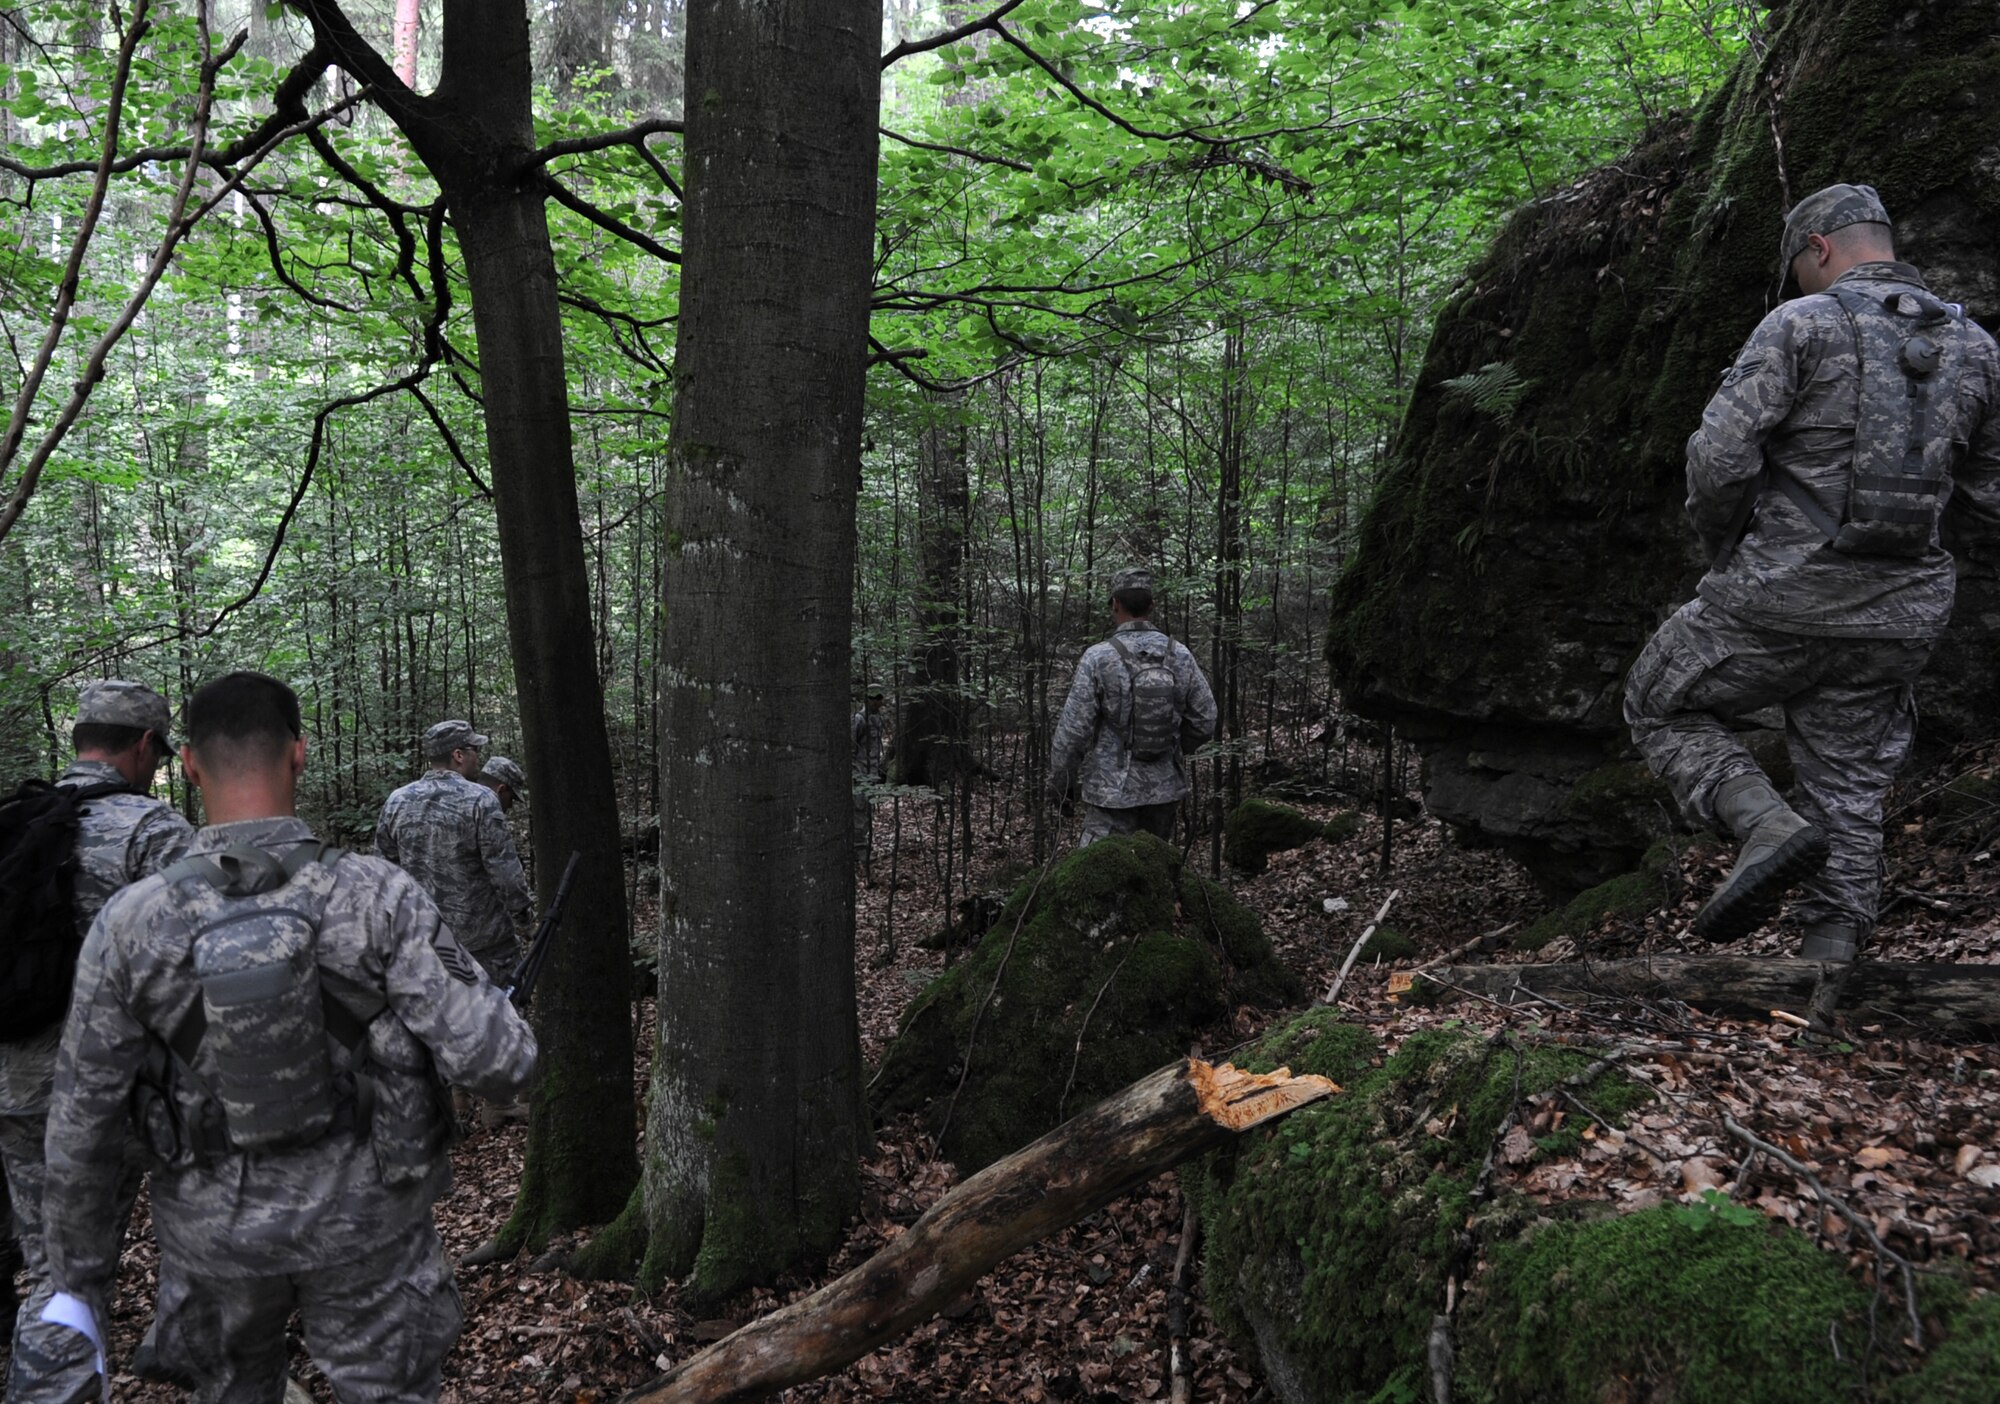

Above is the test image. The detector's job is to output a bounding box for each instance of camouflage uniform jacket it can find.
[44,816,537,1301]
[1049,621,1217,809]
[0,761,192,1102]
[1688,261,2000,638]
[374,769,532,959]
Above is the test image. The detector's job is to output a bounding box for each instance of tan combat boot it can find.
[1693,774,1829,943]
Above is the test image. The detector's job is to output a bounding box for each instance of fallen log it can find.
[1420,957,2000,1035]
[619,1058,1337,1404]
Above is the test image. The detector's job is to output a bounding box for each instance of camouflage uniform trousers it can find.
[0,1030,144,1404]
[148,1217,463,1404]
[1624,597,1934,929]
[1077,801,1178,849]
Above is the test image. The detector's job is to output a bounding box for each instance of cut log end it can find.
[1191,1059,1339,1132]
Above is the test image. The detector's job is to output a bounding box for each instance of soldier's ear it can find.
[289,735,308,778]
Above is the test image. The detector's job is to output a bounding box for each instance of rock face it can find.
[1327,0,2000,891]
[871,833,1303,1173]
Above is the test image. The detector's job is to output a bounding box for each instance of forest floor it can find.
[20,747,2000,1402]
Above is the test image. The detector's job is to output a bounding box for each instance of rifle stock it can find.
[510,851,582,1006]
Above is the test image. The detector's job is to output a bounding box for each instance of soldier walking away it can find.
[1626,183,2000,968]
[375,721,533,987]
[1,680,192,1402]
[41,672,537,1404]
[1045,567,1218,848]
[852,684,887,876]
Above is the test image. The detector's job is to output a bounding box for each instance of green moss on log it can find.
[872,833,1302,1171]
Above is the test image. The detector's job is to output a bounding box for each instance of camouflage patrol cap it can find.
[1110,566,1154,595]
[1781,183,1891,267]
[422,719,489,758]
[482,756,527,793]
[75,679,174,747]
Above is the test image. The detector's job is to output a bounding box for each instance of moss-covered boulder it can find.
[1224,798,1364,875]
[1328,0,2000,892]
[872,833,1304,1172]
[1197,1010,1652,1403]
[1200,1009,2000,1402]
[1460,1202,1996,1403]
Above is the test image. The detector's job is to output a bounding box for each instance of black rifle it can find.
[510,851,582,1007]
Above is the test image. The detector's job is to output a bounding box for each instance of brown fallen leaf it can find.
[1855,1145,1899,1170]
[1955,1144,1985,1176]
[1501,1124,1537,1165]
[1681,1158,1726,1195]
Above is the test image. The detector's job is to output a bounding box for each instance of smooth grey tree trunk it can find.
[294,0,638,1248]
[645,0,880,1307]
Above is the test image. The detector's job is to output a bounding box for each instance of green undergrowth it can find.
[872,833,1304,1172]
[1224,797,1364,875]
[1519,836,1686,951]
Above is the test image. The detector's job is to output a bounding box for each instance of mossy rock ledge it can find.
[1326,0,2000,894]
[1198,1009,2000,1403]
[872,833,1305,1173]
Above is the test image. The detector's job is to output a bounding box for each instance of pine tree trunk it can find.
[645,0,880,1307]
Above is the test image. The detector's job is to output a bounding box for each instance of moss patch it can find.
[1358,925,1418,963]
[1460,1198,1879,1403]
[1224,798,1360,874]
[1198,1014,1649,1403]
[872,834,1303,1171]
[1519,836,1685,951]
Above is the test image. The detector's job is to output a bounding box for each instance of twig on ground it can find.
[1323,888,1401,1004]
[1720,1113,1924,1349]
[1409,921,1516,974]
[1167,1188,1199,1404]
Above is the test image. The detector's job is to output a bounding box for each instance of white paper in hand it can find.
[39,1291,109,1400]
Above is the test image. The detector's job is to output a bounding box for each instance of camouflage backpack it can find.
[153,840,354,1153]
[1107,633,1183,762]
[1774,285,1969,557]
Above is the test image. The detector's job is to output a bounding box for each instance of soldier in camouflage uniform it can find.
[1046,567,1217,847]
[1626,184,2000,960]
[2,680,192,1402]
[375,721,532,986]
[477,755,526,814]
[42,672,536,1404]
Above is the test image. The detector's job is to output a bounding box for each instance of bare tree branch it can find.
[540,174,681,264]
[527,115,683,169]
[880,0,1029,68]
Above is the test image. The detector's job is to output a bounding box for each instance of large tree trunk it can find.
[294,0,639,1248]
[432,3,638,1248]
[621,1059,1337,1404]
[646,0,881,1307]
